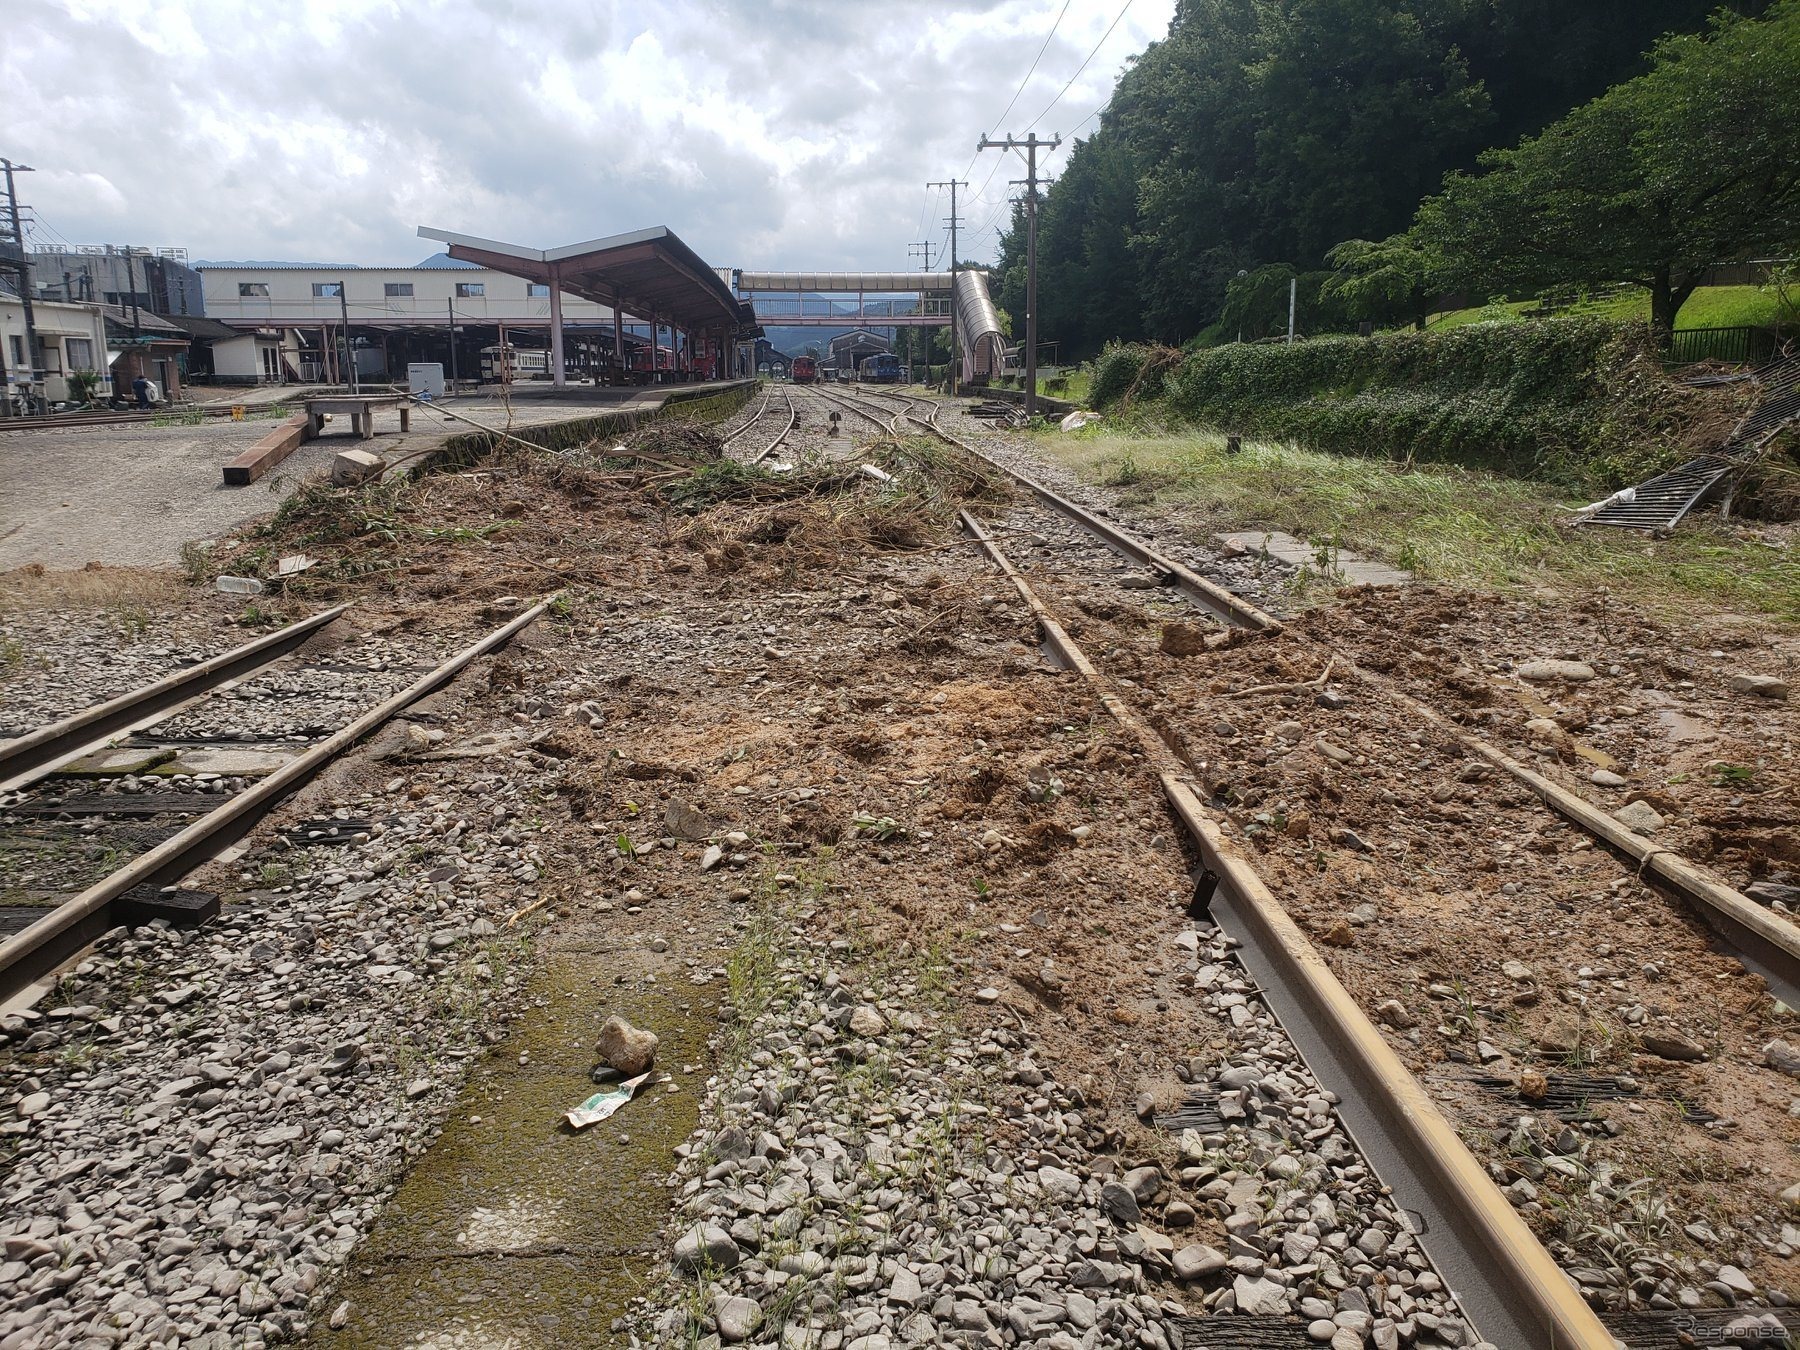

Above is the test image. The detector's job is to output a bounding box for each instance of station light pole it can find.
[977,133,1059,417]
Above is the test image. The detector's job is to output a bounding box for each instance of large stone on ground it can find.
[1614,800,1664,836]
[596,1015,659,1075]
[1639,1031,1705,1061]
[1764,1039,1800,1079]
[1160,623,1209,657]
[672,1223,740,1275]
[330,448,383,487]
[1728,673,1789,700]
[665,796,712,841]
[715,1292,762,1341]
[1516,659,1597,682]
[1171,1244,1227,1281]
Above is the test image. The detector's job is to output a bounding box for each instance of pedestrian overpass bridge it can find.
[732,269,1008,384]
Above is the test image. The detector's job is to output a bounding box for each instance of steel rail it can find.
[719,387,775,452]
[0,605,350,791]
[958,508,1616,1350]
[0,599,552,1006]
[0,406,274,434]
[839,387,1278,630]
[749,387,798,465]
[812,384,904,436]
[917,392,1800,996]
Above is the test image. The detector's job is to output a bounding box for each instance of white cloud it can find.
[3,0,1173,273]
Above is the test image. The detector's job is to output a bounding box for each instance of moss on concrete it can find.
[316,952,717,1349]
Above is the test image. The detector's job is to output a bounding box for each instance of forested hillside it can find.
[992,0,1775,353]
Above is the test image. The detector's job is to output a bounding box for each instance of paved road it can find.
[0,390,713,573]
[0,418,346,571]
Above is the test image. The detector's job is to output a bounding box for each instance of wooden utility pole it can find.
[928,178,965,394]
[977,134,1058,416]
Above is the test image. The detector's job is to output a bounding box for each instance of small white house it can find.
[210,329,301,383]
[0,296,112,402]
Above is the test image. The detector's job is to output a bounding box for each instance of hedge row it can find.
[1089,320,1722,488]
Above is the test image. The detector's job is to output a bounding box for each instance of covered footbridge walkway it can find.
[732,268,1008,384]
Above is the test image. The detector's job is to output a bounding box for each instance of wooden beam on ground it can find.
[222,413,314,486]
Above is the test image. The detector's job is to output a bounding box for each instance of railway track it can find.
[0,404,279,434]
[719,384,799,464]
[0,601,551,1005]
[817,382,1799,1347]
[834,383,1800,991]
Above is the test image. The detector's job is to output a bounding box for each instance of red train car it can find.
[791,356,817,384]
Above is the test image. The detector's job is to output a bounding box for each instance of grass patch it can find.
[0,564,182,616]
[1423,284,1791,333]
[1035,429,1800,623]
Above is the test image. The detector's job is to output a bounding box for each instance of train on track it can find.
[790,356,818,384]
[857,353,902,384]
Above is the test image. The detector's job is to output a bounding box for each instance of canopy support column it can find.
[612,296,624,384]
[547,263,567,387]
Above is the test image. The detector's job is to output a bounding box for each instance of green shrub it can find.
[1093,319,1728,489]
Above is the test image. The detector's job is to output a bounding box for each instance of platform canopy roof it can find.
[418,225,755,335]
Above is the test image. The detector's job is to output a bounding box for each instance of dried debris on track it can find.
[0,386,1793,1349]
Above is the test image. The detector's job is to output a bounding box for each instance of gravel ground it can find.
[0,611,230,737]
[633,919,1482,1349]
[0,637,561,1348]
[1,395,1791,1348]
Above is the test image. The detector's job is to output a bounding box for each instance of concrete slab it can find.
[65,745,296,776]
[1216,530,1412,587]
[312,951,716,1349]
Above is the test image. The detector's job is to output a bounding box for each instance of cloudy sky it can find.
[4,0,1172,273]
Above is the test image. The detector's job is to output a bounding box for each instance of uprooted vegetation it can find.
[194,419,1012,607]
[1088,320,1760,492]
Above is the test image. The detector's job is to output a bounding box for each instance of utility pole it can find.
[978,133,1059,417]
[1,159,42,407]
[338,283,357,392]
[446,300,458,393]
[122,247,142,338]
[907,240,936,386]
[928,178,966,395]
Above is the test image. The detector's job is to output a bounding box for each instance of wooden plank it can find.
[221,412,314,486]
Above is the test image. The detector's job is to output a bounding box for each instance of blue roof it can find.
[414,252,480,269]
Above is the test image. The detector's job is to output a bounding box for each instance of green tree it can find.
[989,0,1753,348]
[1412,1,1800,339]
[1321,234,1442,329]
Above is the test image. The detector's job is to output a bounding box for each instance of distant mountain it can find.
[763,325,899,358]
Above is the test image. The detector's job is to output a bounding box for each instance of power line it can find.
[913,182,941,250]
[1026,0,1136,131]
[959,0,1072,181]
[983,1,1070,143]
